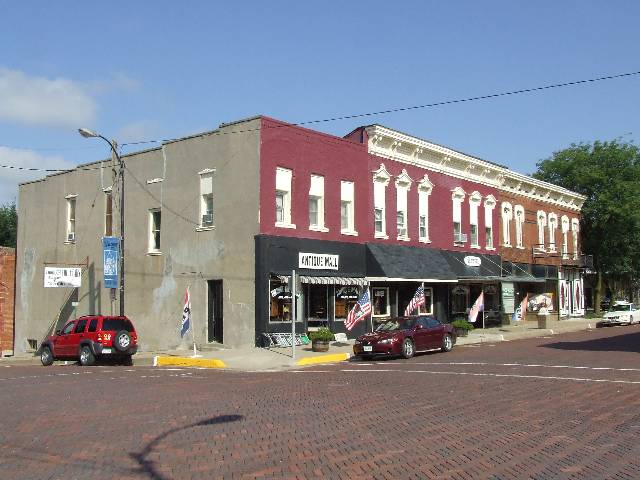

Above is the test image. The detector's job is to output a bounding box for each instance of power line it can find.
[1,69,639,171]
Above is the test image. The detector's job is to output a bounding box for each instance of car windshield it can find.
[375,317,417,332]
[101,318,134,332]
[611,304,632,312]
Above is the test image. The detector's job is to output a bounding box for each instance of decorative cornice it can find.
[364,125,585,212]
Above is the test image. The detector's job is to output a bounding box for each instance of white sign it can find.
[464,256,482,267]
[44,267,82,288]
[298,252,339,270]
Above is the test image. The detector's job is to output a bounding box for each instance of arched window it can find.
[501,202,513,247]
[514,205,525,248]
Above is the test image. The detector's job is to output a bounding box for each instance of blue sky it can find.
[1,1,639,204]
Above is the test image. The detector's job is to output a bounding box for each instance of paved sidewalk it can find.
[2,316,599,371]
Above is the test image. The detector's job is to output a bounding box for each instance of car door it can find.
[67,318,89,357]
[424,317,444,348]
[53,321,77,357]
[412,317,431,351]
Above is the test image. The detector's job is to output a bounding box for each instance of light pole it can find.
[79,128,125,317]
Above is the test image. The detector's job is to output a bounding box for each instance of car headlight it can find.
[378,338,395,344]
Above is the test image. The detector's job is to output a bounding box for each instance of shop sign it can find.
[336,286,359,299]
[298,252,339,270]
[44,267,82,288]
[502,282,515,313]
[464,255,481,267]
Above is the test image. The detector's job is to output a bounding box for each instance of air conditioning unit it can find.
[454,233,467,243]
[201,213,213,226]
[67,232,75,242]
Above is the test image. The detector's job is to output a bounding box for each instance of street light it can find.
[79,128,126,317]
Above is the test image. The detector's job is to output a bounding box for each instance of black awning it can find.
[440,251,502,279]
[366,243,458,281]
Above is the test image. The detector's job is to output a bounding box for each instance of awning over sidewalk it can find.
[366,243,458,282]
[439,251,502,280]
[275,275,367,286]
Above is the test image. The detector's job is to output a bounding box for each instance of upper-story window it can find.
[548,212,558,252]
[571,218,580,260]
[308,174,327,232]
[148,208,161,254]
[469,191,482,248]
[418,174,433,243]
[501,202,513,247]
[452,187,466,244]
[199,169,215,229]
[395,169,412,241]
[536,211,547,251]
[514,204,525,248]
[104,189,113,236]
[373,164,391,239]
[484,195,496,249]
[275,167,295,229]
[340,180,357,236]
[561,215,570,258]
[65,194,77,243]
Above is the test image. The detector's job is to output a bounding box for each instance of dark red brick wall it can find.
[0,247,15,355]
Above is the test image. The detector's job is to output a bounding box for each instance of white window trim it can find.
[548,212,558,253]
[340,180,357,236]
[275,167,296,229]
[308,174,327,232]
[514,204,525,249]
[561,215,570,258]
[501,202,513,247]
[571,218,580,260]
[199,169,215,230]
[484,195,496,250]
[536,211,547,252]
[65,194,77,244]
[452,187,466,245]
[418,174,433,243]
[395,169,412,241]
[469,191,482,248]
[373,164,391,239]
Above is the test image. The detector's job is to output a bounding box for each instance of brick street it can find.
[1,326,639,480]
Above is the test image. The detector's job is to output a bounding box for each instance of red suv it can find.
[40,315,138,366]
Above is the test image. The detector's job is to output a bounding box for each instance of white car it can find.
[599,302,640,326]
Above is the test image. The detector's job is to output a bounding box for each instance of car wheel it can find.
[441,334,454,352]
[113,330,131,352]
[40,346,54,366]
[79,345,95,366]
[401,338,414,359]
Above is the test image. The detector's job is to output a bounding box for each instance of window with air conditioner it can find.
[65,195,77,243]
[340,180,356,235]
[452,187,465,244]
[469,191,482,248]
[309,174,327,231]
[275,167,294,228]
[199,170,215,229]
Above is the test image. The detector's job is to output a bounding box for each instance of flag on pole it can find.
[404,284,425,316]
[345,289,372,331]
[512,294,528,322]
[468,292,484,323]
[181,287,191,338]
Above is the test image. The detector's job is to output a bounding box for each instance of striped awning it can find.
[275,275,367,286]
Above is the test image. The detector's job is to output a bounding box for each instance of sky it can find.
[1,1,639,205]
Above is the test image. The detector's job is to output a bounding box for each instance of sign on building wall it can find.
[44,267,82,288]
[502,282,515,313]
[298,252,339,270]
[103,236,120,289]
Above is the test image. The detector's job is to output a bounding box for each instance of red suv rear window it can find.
[101,318,134,332]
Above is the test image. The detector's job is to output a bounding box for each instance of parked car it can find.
[40,315,138,366]
[597,301,640,327]
[353,316,456,360]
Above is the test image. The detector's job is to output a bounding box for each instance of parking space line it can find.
[352,361,640,373]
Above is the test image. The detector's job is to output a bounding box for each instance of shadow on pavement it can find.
[130,414,244,480]
[542,330,640,353]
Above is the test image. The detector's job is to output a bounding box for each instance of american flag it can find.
[512,294,528,322]
[468,292,484,323]
[180,287,191,338]
[345,289,372,331]
[404,284,425,316]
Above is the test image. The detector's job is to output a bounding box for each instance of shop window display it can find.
[335,286,360,320]
[372,287,390,317]
[269,278,292,322]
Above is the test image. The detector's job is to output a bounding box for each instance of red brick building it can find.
[0,247,15,356]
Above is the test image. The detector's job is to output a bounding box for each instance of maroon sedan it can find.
[353,316,456,360]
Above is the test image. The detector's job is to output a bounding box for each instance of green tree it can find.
[0,202,17,248]
[533,140,640,312]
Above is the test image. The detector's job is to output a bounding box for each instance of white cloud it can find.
[0,67,96,128]
[117,120,162,143]
[0,146,75,205]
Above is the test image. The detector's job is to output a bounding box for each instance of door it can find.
[424,317,444,348]
[207,280,223,343]
[54,321,77,357]
[67,318,89,356]
[412,317,431,350]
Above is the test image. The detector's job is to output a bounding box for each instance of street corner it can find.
[295,352,351,366]
[153,355,227,369]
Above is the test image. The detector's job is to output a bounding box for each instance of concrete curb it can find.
[295,353,351,366]
[153,356,227,369]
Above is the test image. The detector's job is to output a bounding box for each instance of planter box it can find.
[311,340,330,352]
[454,328,469,337]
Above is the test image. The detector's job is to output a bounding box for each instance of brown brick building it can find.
[0,247,15,356]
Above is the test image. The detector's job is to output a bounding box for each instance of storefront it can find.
[501,261,559,322]
[560,267,585,317]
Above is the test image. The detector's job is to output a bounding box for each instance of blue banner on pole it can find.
[103,237,120,289]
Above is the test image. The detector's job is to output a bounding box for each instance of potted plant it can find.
[451,318,474,337]
[308,327,334,352]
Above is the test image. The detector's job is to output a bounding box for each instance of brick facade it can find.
[0,247,15,356]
